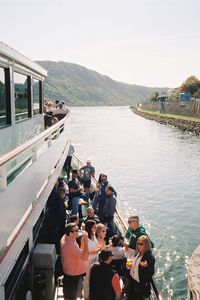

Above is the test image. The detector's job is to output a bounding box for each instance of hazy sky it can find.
[1,0,200,87]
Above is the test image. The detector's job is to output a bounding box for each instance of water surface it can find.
[70,106,200,300]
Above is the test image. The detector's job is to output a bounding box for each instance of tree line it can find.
[148,75,200,102]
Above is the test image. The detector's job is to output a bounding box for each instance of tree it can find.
[167,88,180,102]
[148,91,159,102]
[180,76,200,96]
[193,88,200,99]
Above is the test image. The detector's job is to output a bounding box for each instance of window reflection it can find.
[33,78,40,115]
[0,67,7,126]
[14,72,29,121]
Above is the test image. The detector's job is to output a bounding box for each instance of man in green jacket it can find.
[125,215,154,250]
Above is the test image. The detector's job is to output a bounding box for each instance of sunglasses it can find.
[137,243,144,246]
[128,220,138,223]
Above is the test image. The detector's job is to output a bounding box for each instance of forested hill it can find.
[36,61,166,106]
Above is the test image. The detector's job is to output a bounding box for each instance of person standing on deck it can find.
[79,160,95,193]
[89,249,121,300]
[60,223,89,300]
[64,144,75,180]
[102,186,117,232]
[68,170,83,215]
[127,235,155,300]
[96,176,117,222]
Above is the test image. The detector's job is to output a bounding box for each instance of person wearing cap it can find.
[89,249,121,300]
[79,160,95,193]
[102,185,117,232]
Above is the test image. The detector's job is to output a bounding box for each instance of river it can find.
[70,106,200,300]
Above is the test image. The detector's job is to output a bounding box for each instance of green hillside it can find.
[36,61,166,106]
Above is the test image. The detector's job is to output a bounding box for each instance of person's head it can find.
[72,169,78,179]
[58,102,64,109]
[98,173,104,184]
[136,235,151,253]
[85,220,96,239]
[105,185,114,196]
[65,223,79,237]
[86,207,94,218]
[47,101,54,111]
[99,250,113,264]
[101,174,107,184]
[128,215,139,230]
[96,223,106,239]
[69,215,79,224]
[111,235,121,247]
[58,177,65,187]
[86,159,91,167]
[58,187,66,199]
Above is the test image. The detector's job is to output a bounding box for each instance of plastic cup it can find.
[126,259,133,269]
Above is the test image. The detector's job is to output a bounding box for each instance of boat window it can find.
[33,78,41,116]
[0,66,11,127]
[14,72,31,122]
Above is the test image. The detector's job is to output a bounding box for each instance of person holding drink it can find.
[127,235,155,300]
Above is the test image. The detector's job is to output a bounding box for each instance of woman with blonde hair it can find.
[127,235,155,300]
[95,223,106,250]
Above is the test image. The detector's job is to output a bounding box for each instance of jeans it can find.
[71,196,80,214]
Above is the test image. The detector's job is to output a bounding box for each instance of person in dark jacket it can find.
[127,235,155,300]
[89,250,121,300]
[102,186,117,232]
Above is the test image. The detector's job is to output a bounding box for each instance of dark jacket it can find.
[130,250,155,298]
[102,194,116,217]
[89,262,117,300]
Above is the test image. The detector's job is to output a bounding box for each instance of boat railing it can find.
[190,290,200,300]
[0,112,70,191]
[71,153,163,300]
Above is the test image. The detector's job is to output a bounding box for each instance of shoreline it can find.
[131,107,200,136]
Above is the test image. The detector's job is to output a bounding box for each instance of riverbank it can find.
[131,107,200,136]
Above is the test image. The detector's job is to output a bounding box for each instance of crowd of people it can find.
[43,99,69,128]
[42,155,155,300]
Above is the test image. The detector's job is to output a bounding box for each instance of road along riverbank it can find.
[131,107,200,136]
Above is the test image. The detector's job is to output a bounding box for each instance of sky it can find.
[1,0,200,88]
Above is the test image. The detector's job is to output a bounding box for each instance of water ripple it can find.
[71,106,200,300]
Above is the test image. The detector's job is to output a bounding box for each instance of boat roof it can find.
[0,41,47,77]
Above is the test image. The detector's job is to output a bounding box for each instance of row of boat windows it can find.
[0,66,43,127]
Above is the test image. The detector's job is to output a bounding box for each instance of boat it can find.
[188,245,200,299]
[0,42,163,300]
[0,41,71,299]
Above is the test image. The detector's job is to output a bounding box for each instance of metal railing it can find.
[71,153,163,300]
[0,112,70,190]
[190,290,200,300]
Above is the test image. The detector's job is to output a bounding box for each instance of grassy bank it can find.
[133,107,200,123]
[131,106,200,136]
